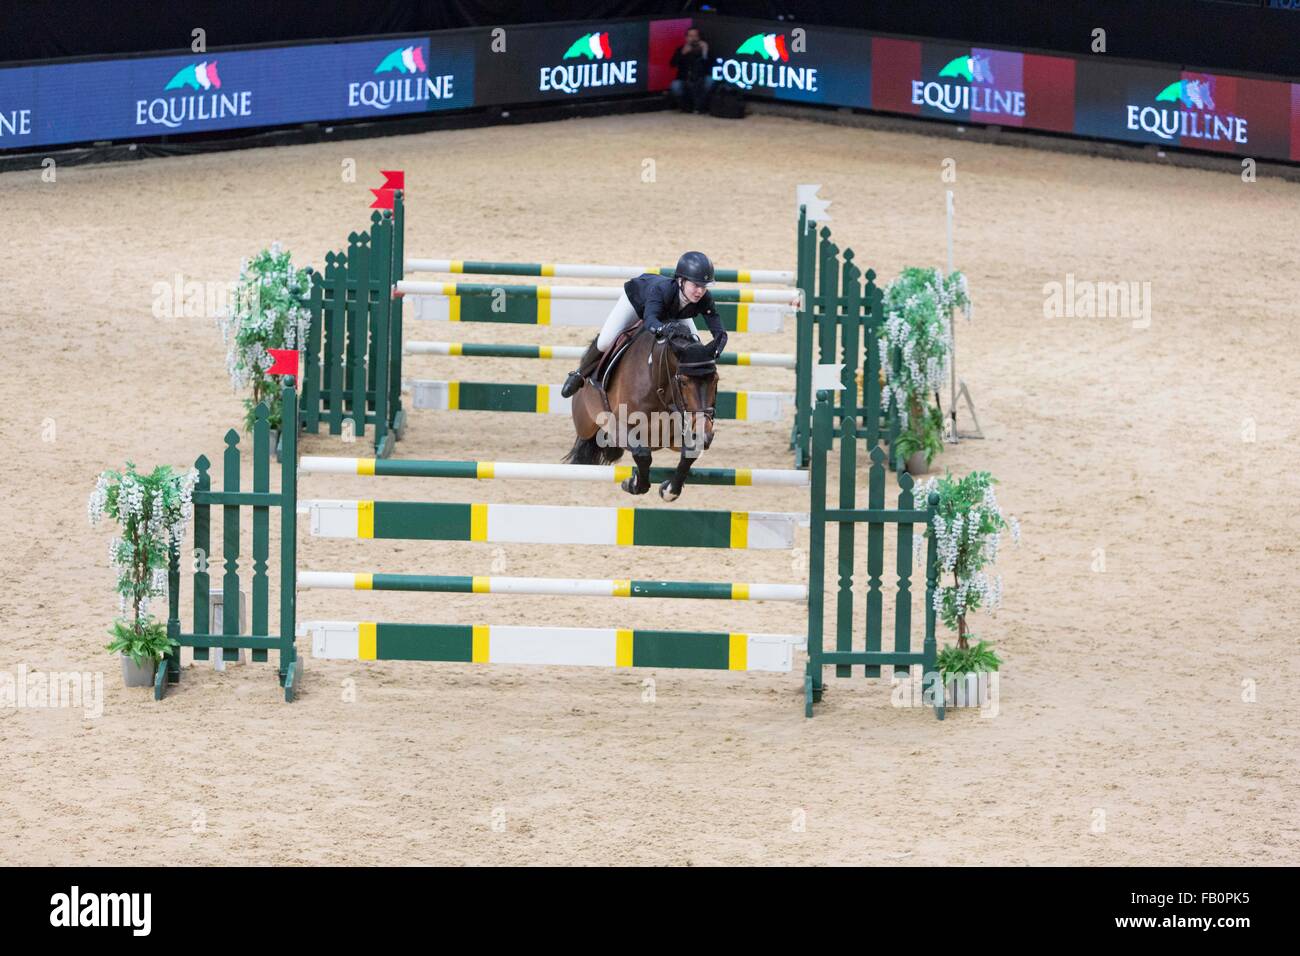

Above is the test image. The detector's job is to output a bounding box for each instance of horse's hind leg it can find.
[621,445,652,495]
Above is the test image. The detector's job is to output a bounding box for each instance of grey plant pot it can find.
[944,671,996,708]
[270,428,281,463]
[905,451,930,476]
[120,654,158,688]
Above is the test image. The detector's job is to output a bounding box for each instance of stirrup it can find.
[560,370,585,398]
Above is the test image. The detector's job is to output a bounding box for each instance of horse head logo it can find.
[938,54,994,85]
[1156,78,1216,111]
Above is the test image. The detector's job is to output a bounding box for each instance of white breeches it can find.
[596,293,639,351]
[595,293,697,351]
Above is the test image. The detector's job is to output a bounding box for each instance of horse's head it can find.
[666,332,718,451]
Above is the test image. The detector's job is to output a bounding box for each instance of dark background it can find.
[5,1,1300,79]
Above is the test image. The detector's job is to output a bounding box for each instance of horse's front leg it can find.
[659,447,696,502]
[660,411,708,501]
[621,444,652,495]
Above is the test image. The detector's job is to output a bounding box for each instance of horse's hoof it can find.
[621,476,649,495]
[659,480,680,502]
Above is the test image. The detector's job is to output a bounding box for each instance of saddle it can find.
[594,320,643,389]
[571,327,640,441]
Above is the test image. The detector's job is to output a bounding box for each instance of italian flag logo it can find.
[563,32,612,60]
[736,33,788,62]
[164,61,221,91]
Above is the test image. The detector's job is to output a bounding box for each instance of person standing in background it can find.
[670,27,713,113]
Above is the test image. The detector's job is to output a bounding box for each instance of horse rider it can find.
[560,251,728,398]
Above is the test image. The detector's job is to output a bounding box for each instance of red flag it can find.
[369,188,395,209]
[267,348,299,376]
[379,169,405,190]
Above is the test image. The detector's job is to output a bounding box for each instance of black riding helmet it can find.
[674,250,714,285]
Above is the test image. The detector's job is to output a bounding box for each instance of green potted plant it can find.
[892,403,945,476]
[916,469,1018,708]
[878,267,970,474]
[88,463,197,687]
[218,242,311,458]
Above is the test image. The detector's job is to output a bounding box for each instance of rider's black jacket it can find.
[623,273,726,343]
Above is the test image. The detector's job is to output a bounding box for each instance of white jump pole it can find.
[395,280,801,306]
[947,190,958,440]
[405,259,795,284]
[946,189,983,441]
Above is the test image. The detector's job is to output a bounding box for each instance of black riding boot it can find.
[561,370,584,398]
[561,339,604,398]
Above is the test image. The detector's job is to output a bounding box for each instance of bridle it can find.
[651,334,716,444]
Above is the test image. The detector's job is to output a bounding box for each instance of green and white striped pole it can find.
[404,258,795,285]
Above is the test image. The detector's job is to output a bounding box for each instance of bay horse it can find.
[563,325,719,501]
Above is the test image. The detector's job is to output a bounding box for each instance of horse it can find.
[563,324,719,501]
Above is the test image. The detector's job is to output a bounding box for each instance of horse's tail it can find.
[563,434,624,465]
